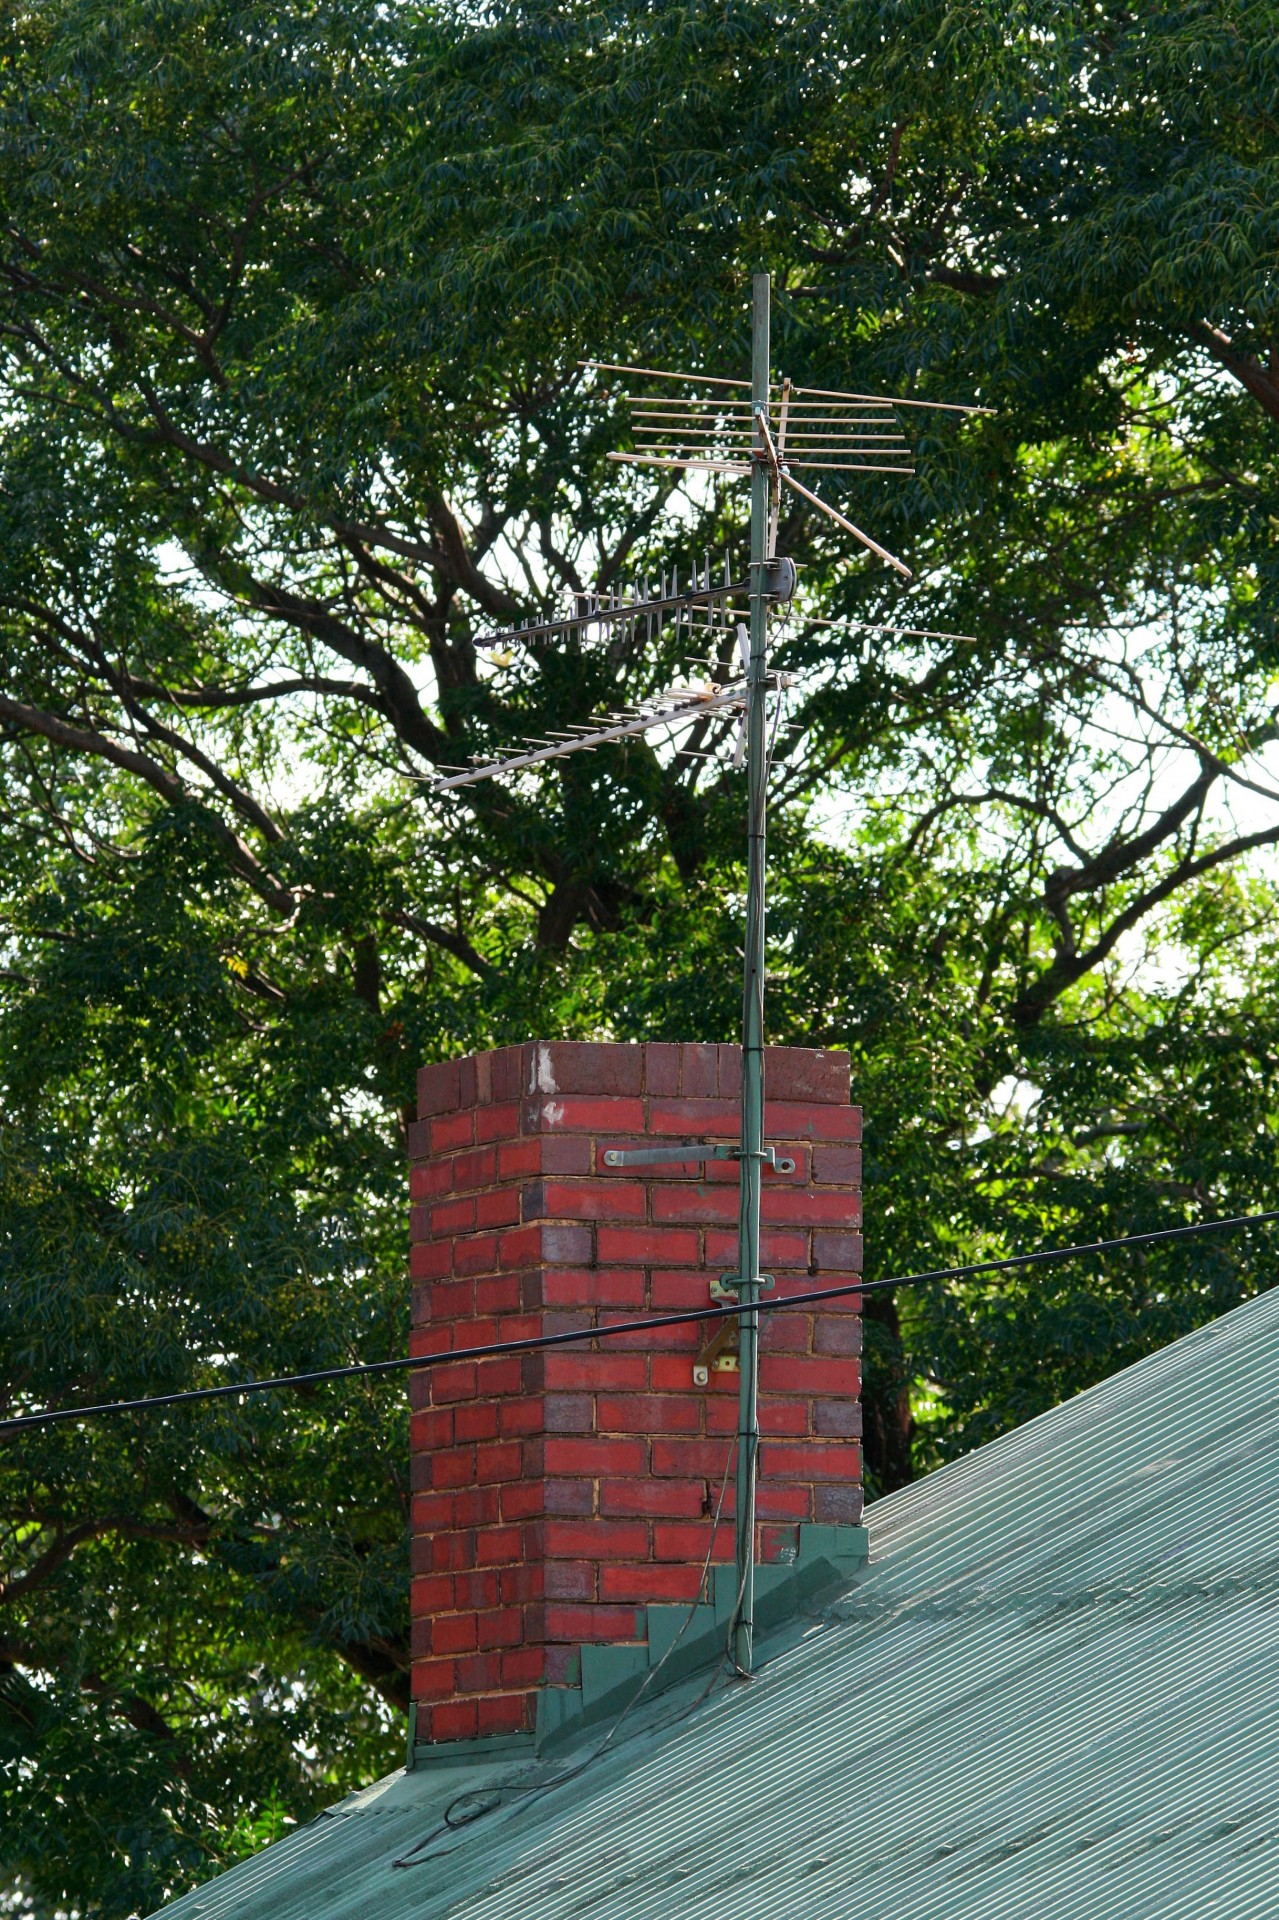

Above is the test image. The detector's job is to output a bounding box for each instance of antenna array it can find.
[417,275,989,1678]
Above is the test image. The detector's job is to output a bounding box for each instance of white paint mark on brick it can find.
[543,1101,566,1129]
[535,1044,558,1095]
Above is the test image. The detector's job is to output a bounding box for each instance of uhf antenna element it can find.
[430,277,988,1678]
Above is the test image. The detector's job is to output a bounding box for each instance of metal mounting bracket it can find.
[602,1143,795,1173]
[693,1275,775,1385]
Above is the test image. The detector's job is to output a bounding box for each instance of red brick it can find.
[758,1399,811,1437]
[454,1568,502,1608]
[432,1446,477,1489]
[542,1560,596,1600]
[477,1188,521,1229]
[431,1363,478,1403]
[409,1324,453,1357]
[458,1057,478,1106]
[478,1693,533,1737]
[762,1047,850,1104]
[431,1110,475,1153]
[760,1354,859,1396]
[497,1225,542,1269]
[527,1178,648,1222]
[756,1483,814,1520]
[475,1355,524,1396]
[597,1394,700,1435]
[453,1232,499,1277]
[418,1058,462,1117]
[497,1138,542,1181]
[649,1349,703,1395]
[815,1316,864,1355]
[654,1520,720,1560]
[452,1145,498,1192]
[815,1484,864,1523]
[429,1277,476,1319]
[815,1400,863,1437]
[543,1436,647,1477]
[474,1274,521,1315]
[405,1118,431,1157]
[477,1606,524,1649]
[455,1649,504,1693]
[409,1239,453,1282]
[430,1698,479,1741]
[541,1135,593,1175]
[500,1645,546,1688]
[761,1523,801,1562]
[476,1440,523,1483]
[452,1486,500,1528]
[544,1393,593,1434]
[600,1562,706,1602]
[540,1603,642,1644]
[812,1145,862,1185]
[812,1231,864,1272]
[410,1158,453,1199]
[533,1095,646,1134]
[598,1225,700,1266]
[651,1438,738,1478]
[500,1480,546,1521]
[682,1043,719,1097]
[718,1045,742,1101]
[476,1100,521,1143]
[705,1227,808,1268]
[648,1270,710,1310]
[490,1046,523,1101]
[542,1267,647,1309]
[762,1188,861,1227]
[649,1098,739,1135]
[764,1441,859,1480]
[411,1490,455,1531]
[432,1530,476,1572]
[542,1352,648,1391]
[764,1101,860,1141]
[450,1404,497,1446]
[410,1408,454,1450]
[475,1525,523,1565]
[411,1574,455,1614]
[645,1042,681,1096]
[543,1518,650,1559]
[411,1658,456,1700]
[651,1185,740,1224]
[529,1042,644,1097]
[599,1478,705,1518]
[431,1612,478,1655]
[500,1398,544,1438]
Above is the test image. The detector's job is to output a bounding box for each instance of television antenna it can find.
[421,273,990,1677]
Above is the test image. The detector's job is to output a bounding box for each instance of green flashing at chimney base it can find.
[410,1523,869,1769]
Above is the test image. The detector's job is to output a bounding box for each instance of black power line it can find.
[2,1208,1275,1439]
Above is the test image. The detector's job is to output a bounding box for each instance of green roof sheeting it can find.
[160,1284,1279,1917]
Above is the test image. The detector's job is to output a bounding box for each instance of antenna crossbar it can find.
[426,677,779,791]
[477,571,749,652]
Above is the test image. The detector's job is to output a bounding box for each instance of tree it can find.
[2,0,1279,1911]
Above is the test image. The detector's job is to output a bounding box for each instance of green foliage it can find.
[2,0,1279,1912]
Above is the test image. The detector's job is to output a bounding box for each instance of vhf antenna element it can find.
[426,274,990,1676]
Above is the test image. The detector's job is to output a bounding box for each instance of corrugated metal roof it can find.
[159,1283,1279,1918]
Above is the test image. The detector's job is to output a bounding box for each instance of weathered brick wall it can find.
[408,1040,862,1742]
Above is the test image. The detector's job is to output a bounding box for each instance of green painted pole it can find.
[733,270,771,1674]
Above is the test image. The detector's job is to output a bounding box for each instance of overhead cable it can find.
[2,1209,1276,1439]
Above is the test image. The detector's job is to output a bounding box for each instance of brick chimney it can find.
[407,1041,863,1747]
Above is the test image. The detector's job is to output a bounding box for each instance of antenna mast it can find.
[733,271,772,1673]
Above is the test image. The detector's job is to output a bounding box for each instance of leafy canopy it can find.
[2,0,1279,1912]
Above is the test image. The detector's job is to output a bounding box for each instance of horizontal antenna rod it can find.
[477,572,750,650]
[425,678,787,791]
